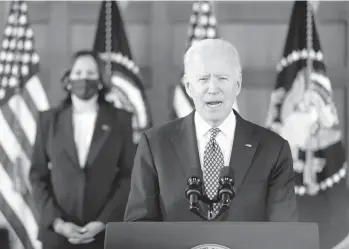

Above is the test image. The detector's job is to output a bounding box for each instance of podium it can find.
[104,222,319,249]
[0,228,9,249]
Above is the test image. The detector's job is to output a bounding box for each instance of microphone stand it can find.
[189,204,210,221]
[186,168,235,221]
[188,195,232,221]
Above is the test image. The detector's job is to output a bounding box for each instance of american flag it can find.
[0,1,49,249]
[172,1,238,119]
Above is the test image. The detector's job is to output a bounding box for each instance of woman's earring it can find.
[66,84,72,90]
[98,83,103,90]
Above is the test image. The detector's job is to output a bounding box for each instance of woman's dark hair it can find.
[60,50,110,107]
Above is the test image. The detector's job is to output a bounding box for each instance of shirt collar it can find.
[218,110,236,140]
[194,110,236,139]
[194,111,212,138]
[71,95,98,113]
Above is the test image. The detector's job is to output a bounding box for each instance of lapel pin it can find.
[245,144,252,148]
[102,124,110,131]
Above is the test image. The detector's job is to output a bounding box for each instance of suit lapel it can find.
[217,111,259,221]
[229,111,258,195]
[169,112,201,179]
[58,107,80,170]
[85,103,116,167]
[169,112,208,214]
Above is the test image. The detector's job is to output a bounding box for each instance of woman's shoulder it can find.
[38,106,59,118]
[37,103,70,125]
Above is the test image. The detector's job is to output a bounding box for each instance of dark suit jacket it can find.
[124,111,298,222]
[29,101,135,246]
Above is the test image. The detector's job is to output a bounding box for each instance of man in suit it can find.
[124,39,298,222]
[30,50,135,249]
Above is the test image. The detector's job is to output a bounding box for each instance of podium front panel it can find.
[104,222,319,249]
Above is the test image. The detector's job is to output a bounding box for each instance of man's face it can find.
[185,51,241,127]
[69,55,100,100]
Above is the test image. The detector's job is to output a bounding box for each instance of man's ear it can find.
[183,74,192,98]
[236,71,242,96]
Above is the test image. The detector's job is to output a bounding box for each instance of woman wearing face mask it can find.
[29,50,135,249]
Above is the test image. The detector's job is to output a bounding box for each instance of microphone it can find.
[185,167,203,210]
[218,166,235,205]
[211,167,235,220]
[185,167,208,220]
[218,167,235,205]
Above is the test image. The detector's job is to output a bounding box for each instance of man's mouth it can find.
[206,101,222,109]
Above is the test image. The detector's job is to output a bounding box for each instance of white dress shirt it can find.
[194,110,236,169]
[71,95,98,168]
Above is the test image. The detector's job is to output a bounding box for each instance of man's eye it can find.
[87,70,98,76]
[72,71,81,76]
[218,77,228,81]
[70,73,80,80]
[87,72,99,79]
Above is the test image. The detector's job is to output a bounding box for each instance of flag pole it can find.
[105,0,112,81]
[118,0,129,11]
[211,0,216,16]
[306,1,313,78]
[3,1,10,23]
[304,0,317,194]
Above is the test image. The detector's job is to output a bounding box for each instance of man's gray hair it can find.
[184,38,242,75]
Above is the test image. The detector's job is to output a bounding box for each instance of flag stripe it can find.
[0,143,38,219]
[0,107,31,161]
[0,163,39,249]
[8,94,37,145]
[22,86,40,121]
[0,110,30,177]
[0,210,25,249]
[173,84,193,118]
[1,102,33,159]
[0,142,29,192]
[0,200,28,249]
[25,75,49,112]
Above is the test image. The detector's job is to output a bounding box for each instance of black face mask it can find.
[70,79,100,100]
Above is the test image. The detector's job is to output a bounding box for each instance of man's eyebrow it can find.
[213,73,230,77]
[196,74,210,78]
[87,69,98,73]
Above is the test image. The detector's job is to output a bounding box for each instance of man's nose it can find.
[80,72,89,79]
[207,78,219,94]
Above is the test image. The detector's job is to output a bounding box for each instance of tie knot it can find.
[209,128,220,139]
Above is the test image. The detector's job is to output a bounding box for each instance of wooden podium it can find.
[104,222,319,249]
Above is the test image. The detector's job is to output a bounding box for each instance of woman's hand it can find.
[67,221,105,244]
